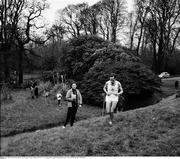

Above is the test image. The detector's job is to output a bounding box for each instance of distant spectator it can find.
[175,81,180,98]
[43,89,50,104]
[34,85,38,98]
[44,89,49,98]
[30,85,35,99]
[175,81,179,90]
[57,91,62,106]
[32,81,36,88]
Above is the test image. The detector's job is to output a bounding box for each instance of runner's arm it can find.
[117,83,123,95]
[103,82,108,95]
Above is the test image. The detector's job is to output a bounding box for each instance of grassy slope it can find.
[1,98,180,156]
[161,79,179,97]
[1,79,177,137]
[0,90,101,137]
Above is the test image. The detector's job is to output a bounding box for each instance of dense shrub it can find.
[61,35,110,80]
[61,35,144,81]
[38,81,70,98]
[79,45,161,106]
[38,81,53,94]
[50,83,70,97]
[42,56,57,71]
[80,61,161,106]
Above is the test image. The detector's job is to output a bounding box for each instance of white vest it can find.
[105,80,120,102]
[106,80,120,94]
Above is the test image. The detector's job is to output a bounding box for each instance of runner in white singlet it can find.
[103,73,123,125]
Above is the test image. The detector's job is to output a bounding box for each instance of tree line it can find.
[0,0,180,85]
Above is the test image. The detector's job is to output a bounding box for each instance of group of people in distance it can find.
[62,73,123,128]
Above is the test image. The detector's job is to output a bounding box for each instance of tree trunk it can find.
[92,19,97,35]
[3,51,10,81]
[106,27,109,40]
[130,15,138,50]
[130,35,134,50]
[164,55,169,71]
[136,25,144,56]
[18,47,24,85]
[157,27,164,73]
[111,27,116,43]
[141,28,146,53]
[152,43,158,73]
[157,45,163,73]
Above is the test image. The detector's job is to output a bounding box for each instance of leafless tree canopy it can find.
[0,0,48,84]
[1,0,180,84]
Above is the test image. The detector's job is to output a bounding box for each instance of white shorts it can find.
[105,95,118,102]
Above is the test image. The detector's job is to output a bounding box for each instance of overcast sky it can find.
[43,0,134,26]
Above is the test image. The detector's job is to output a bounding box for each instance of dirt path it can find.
[160,94,177,102]
[162,77,180,81]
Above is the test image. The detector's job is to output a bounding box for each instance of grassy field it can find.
[1,78,180,156]
[0,90,102,137]
[1,78,178,137]
[1,98,180,156]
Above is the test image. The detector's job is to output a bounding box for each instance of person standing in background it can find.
[30,82,35,99]
[175,81,179,98]
[34,83,38,98]
[57,90,62,106]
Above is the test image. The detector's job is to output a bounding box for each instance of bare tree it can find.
[128,11,139,50]
[0,0,24,80]
[59,3,88,38]
[46,23,66,44]
[81,3,101,35]
[135,0,149,55]
[15,0,48,84]
[98,1,111,40]
[146,0,180,72]
[0,0,49,84]
[101,0,127,43]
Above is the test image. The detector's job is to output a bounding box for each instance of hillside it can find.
[0,90,101,137]
[1,97,180,156]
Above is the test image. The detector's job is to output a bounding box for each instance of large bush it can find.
[80,61,161,106]
[79,45,161,107]
[61,35,109,80]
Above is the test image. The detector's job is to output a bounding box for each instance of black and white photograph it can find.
[0,0,180,156]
